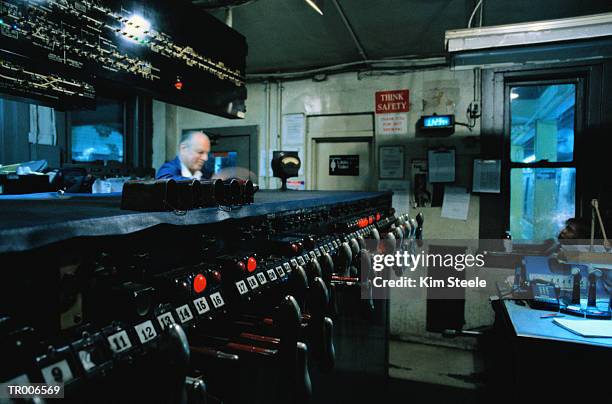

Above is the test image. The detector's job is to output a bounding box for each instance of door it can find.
[314,139,373,191]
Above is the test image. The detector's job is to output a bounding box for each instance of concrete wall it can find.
[152,68,481,192]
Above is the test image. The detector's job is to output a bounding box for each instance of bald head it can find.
[179,131,210,174]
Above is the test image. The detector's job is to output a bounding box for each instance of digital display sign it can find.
[423,115,453,128]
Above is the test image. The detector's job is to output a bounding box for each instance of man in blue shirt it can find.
[157,131,213,180]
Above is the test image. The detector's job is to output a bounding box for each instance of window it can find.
[70,97,125,163]
[508,83,577,241]
[211,151,237,175]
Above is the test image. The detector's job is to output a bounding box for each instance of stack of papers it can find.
[553,318,612,338]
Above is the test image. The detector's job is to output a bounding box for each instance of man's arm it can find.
[156,160,187,180]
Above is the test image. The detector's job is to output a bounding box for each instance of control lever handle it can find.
[357,236,366,251]
[319,317,336,371]
[190,345,240,361]
[308,277,330,321]
[292,342,312,404]
[334,242,352,277]
[305,259,322,286]
[277,295,302,363]
[370,228,381,252]
[156,323,191,403]
[361,279,375,318]
[289,266,309,309]
[184,376,208,404]
[328,283,339,317]
[379,232,396,255]
[319,252,334,287]
[164,323,191,373]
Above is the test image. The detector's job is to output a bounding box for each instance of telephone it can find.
[528,280,560,311]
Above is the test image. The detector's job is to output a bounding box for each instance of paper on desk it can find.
[553,318,612,338]
[441,186,470,220]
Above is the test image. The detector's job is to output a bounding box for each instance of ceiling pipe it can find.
[468,0,484,28]
[225,7,233,27]
[331,0,369,62]
[246,56,448,82]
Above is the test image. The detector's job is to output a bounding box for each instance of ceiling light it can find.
[305,0,324,15]
[122,15,151,43]
[510,92,519,100]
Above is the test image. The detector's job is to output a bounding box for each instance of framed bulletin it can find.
[472,159,501,193]
[427,148,455,183]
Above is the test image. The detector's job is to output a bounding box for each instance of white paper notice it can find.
[379,147,404,179]
[378,181,411,216]
[472,159,501,193]
[441,186,470,220]
[281,114,305,146]
[428,149,455,183]
[375,113,408,135]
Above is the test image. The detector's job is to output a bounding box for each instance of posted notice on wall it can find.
[378,180,411,216]
[375,89,409,135]
[472,159,501,193]
[379,146,404,179]
[281,113,305,146]
[428,149,455,183]
[441,186,470,221]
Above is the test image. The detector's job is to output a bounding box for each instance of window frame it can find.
[503,75,585,239]
[62,93,152,173]
[65,96,128,166]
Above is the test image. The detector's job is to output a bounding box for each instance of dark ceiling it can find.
[198,0,612,74]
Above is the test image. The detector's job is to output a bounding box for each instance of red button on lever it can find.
[193,273,207,293]
[247,257,257,273]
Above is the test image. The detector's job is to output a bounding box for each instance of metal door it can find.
[313,139,373,191]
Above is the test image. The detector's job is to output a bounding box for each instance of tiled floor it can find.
[388,340,483,389]
[312,369,480,404]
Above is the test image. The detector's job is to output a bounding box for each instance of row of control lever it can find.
[1,207,408,403]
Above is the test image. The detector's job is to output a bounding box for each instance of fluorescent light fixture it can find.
[305,0,324,15]
[510,92,519,100]
[446,12,612,53]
